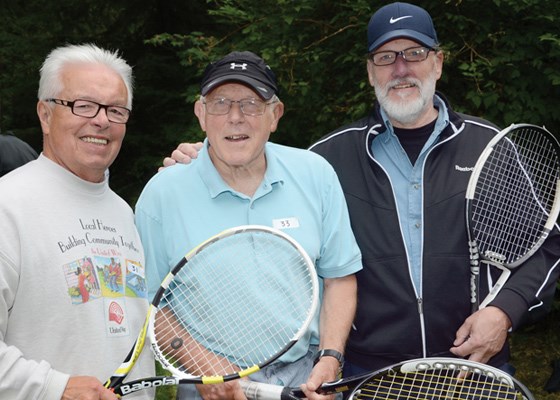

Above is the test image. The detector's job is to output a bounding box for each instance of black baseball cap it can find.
[367,2,439,53]
[200,51,279,100]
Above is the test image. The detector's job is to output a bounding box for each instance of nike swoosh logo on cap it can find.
[390,16,413,24]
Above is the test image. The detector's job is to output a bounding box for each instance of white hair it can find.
[38,43,134,109]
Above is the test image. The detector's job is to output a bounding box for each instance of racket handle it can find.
[479,267,511,309]
[240,380,300,400]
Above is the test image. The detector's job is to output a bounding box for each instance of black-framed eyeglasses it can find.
[368,46,435,66]
[202,97,278,116]
[46,98,131,124]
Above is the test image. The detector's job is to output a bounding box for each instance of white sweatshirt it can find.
[0,155,154,400]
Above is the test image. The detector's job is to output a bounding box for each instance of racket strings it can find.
[152,230,316,378]
[514,129,560,207]
[471,127,560,265]
[355,369,519,399]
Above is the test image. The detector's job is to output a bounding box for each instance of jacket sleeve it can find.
[490,224,560,330]
[0,250,70,399]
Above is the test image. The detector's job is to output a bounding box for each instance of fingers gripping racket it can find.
[104,225,319,396]
[239,357,534,399]
[466,123,560,311]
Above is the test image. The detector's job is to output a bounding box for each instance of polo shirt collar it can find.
[197,139,284,198]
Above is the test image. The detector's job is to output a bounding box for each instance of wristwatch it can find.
[313,349,345,368]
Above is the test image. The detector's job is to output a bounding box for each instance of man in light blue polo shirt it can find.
[135,51,362,400]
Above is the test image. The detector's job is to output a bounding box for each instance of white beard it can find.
[374,72,438,126]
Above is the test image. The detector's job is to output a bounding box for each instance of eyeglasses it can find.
[202,97,278,116]
[46,98,131,124]
[369,46,435,66]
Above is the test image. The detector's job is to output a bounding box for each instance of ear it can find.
[366,60,376,87]
[269,101,284,133]
[37,101,52,134]
[194,99,206,132]
[434,50,444,80]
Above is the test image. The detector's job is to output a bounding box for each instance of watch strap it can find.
[313,348,344,366]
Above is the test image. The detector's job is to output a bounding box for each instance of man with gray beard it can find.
[308,1,560,379]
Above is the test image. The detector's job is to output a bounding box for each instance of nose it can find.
[227,100,245,121]
[91,106,111,127]
[392,55,410,76]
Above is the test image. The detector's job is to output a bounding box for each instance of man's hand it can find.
[159,142,203,171]
[299,357,339,400]
[195,380,247,400]
[449,306,512,364]
[61,376,118,400]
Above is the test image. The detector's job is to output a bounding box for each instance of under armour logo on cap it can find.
[230,63,248,70]
[200,51,279,100]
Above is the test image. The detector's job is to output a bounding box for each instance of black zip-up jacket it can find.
[309,96,560,371]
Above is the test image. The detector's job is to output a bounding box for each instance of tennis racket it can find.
[104,225,319,396]
[239,357,534,399]
[466,123,560,312]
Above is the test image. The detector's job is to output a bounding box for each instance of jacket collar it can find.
[367,91,464,139]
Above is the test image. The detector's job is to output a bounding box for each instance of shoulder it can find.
[309,117,372,150]
[460,113,500,133]
[136,163,191,206]
[267,142,329,164]
[143,162,194,191]
[0,133,37,153]
[442,108,501,148]
[0,159,39,196]
[445,99,500,136]
[107,189,134,214]
[266,142,339,180]
[0,134,38,176]
[458,115,501,146]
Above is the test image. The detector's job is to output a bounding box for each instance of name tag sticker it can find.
[272,217,300,230]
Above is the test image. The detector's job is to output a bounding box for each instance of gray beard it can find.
[379,94,427,125]
[374,75,437,126]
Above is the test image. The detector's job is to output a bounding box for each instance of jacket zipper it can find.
[418,297,427,357]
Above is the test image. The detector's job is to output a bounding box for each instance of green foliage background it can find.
[1,1,560,398]
[2,0,559,204]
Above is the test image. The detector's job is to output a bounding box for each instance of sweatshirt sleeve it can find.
[0,250,70,400]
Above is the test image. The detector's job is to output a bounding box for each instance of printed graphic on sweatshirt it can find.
[104,297,130,337]
[63,256,102,304]
[125,260,147,298]
[59,217,146,306]
[98,256,124,296]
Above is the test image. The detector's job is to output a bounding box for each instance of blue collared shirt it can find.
[136,139,362,362]
[372,95,450,294]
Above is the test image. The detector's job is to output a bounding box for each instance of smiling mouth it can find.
[82,137,108,145]
[392,82,416,89]
[226,135,249,141]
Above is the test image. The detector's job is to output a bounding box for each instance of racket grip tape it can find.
[240,380,298,400]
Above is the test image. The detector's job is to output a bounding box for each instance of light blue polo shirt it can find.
[372,95,449,294]
[135,139,362,363]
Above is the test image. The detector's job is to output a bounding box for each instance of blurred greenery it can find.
[1,1,559,398]
[1,0,559,204]
[155,362,177,399]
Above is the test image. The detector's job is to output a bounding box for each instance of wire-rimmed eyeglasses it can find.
[202,96,278,116]
[46,98,131,124]
[368,46,436,66]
